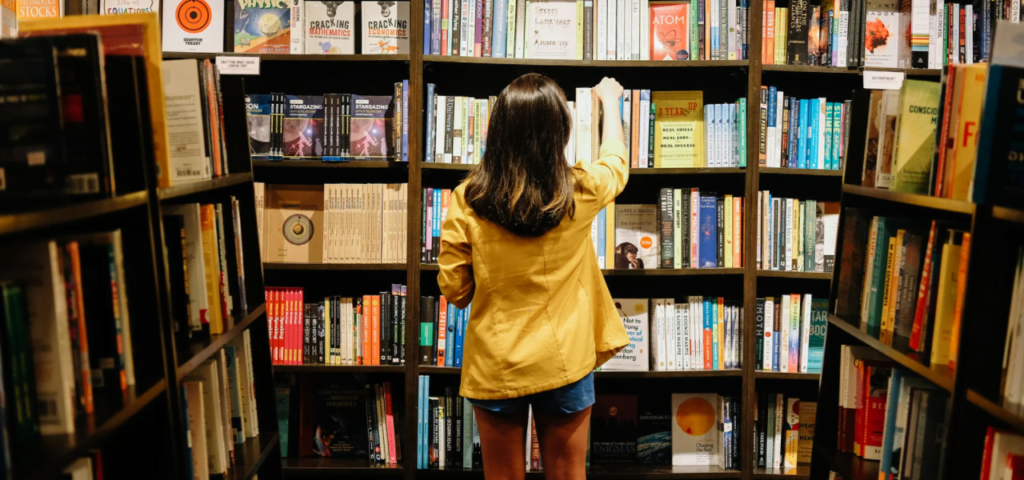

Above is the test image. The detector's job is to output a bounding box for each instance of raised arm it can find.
[581,77,628,206]
[437,186,475,309]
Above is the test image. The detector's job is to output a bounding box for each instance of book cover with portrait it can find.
[614,204,658,269]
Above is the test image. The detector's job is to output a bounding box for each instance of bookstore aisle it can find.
[0,13,281,480]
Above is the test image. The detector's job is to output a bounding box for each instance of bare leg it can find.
[534,407,592,480]
[474,405,528,480]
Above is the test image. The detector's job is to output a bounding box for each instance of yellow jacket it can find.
[438,139,630,400]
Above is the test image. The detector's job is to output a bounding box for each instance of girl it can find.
[438,73,630,480]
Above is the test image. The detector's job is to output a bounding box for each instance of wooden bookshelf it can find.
[753,372,821,380]
[252,160,406,169]
[263,263,408,271]
[841,184,976,215]
[0,191,149,236]
[163,52,411,62]
[756,271,834,280]
[157,172,254,200]
[424,56,749,68]
[757,167,844,177]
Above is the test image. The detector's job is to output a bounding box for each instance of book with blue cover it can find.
[699,194,717,268]
[637,394,671,464]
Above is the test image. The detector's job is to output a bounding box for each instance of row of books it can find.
[164,200,250,338]
[605,297,743,372]
[754,392,815,472]
[1000,246,1024,418]
[835,214,970,370]
[754,295,827,373]
[159,0,410,54]
[876,368,949,479]
[422,0,749,61]
[0,234,138,438]
[291,379,404,464]
[245,86,410,163]
[415,379,478,468]
[265,286,408,366]
[60,455,104,480]
[758,86,850,170]
[164,59,234,185]
[980,427,1024,480]
[255,183,409,264]
[182,334,263,478]
[760,0,989,69]
[418,296,472,367]
[756,194,840,272]
[424,89,493,165]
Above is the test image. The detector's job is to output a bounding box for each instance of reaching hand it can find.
[593,77,624,106]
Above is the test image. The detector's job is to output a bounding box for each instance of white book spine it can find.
[676,305,686,370]
[766,103,776,169]
[838,9,849,67]
[607,0,616,58]
[639,95,649,166]
[727,0,737,59]
[630,0,640,59]
[785,198,793,270]
[764,298,774,370]
[965,4,973,63]
[291,0,304,54]
[616,0,625,59]
[775,91,784,167]
[665,299,676,370]
[656,300,668,370]
[816,97,826,168]
[951,7,958,64]
[800,293,812,372]
[690,189,700,265]
[640,0,650,60]
[598,0,608,59]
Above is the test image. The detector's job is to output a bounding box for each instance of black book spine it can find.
[454,393,463,467]
[381,293,391,364]
[660,188,674,268]
[420,297,432,364]
[452,0,462,56]
[681,188,690,268]
[717,197,725,267]
[317,303,325,364]
[732,398,740,468]
[755,298,765,369]
[429,397,440,468]
[399,294,407,365]
[302,304,310,364]
[444,387,454,465]
[781,97,790,166]
[757,391,768,467]
[432,301,440,365]
[365,384,379,463]
[392,291,401,364]
[648,102,656,166]
[786,0,809,64]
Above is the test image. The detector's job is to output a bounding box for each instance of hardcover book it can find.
[591,395,638,463]
[671,393,719,466]
[652,91,704,167]
[525,0,577,59]
[233,0,291,53]
[350,95,395,160]
[246,94,272,160]
[614,204,659,269]
[786,0,809,63]
[798,401,816,464]
[361,0,410,53]
[102,0,157,14]
[637,394,671,464]
[304,0,355,53]
[864,0,899,67]
[605,299,650,371]
[309,381,368,458]
[163,0,225,52]
[266,184,325,263]
[891,79,940,194]
[698,194,717,268]
[649,2,690,60]
[284,95,325,160]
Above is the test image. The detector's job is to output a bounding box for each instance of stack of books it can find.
[257,183,409,264]
[834,214,970,370]
[422,0,750,60]
[758,86,850,170]
[182,337,263,478]
[755,295,828,373]
[425,87,747,169]
[754,393,815,473]
[246,85,411,163]
[418,296,472,367]
[756,193,840,272]
[264,285,408,366]
[163,59,236,184]
[875,368,950,479]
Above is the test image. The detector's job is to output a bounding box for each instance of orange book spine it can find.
[66,242,94,414]
[294,288,303,365]
[371,295,381,365]
[363,295,373,365]
[204,60,223,177]
[761,0,768,62]
[948,232,971,371]
[766,1,775,66]
[437,296,448,366]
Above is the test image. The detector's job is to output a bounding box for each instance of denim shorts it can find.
[468,372,595,415]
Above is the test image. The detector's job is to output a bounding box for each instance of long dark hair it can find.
[464,73,576,237]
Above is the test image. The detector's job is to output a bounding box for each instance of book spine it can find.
[425,0,433,54]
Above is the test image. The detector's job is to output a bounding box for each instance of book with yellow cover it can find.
[200,204,224,334]
[652,91,704,168]
[891,79,940,194]
[797,401,816,464]
[948,64,987,201]
[19,13,173,188]
[266,184,325,264]
[929,230,963,367]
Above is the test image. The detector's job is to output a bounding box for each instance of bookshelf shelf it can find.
[0,191,149,237]
[421,163,474,171]
[252,160,405,169]
[416,465,742,479]
[601,268,746,276]
[229,433,281,480]
[761,65,860,74]
[966,389,1024,435]
[751,466,811,479]
[263,263,409,271]
[865,67,943,77]
[17,380,167,480]
[163,52,410,62]
[753,371,821,380]
[628,167,747,175]
[424,56,749,68]
[756,271,834,280]
[177,303,267,378]
[758,167,844,177]
[841,184,976,215]
[282,458,405,476]
[813,445,878,480]
[827,315,955,392]
[157,172,254,200]
[418,366,462,374]
[992,205,1024,224]
[274,365,406,373]
[416,366,744,378]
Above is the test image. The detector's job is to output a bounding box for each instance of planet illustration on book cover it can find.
[637,431,671,464]
[283,214,314,245]
[675,396,715,436]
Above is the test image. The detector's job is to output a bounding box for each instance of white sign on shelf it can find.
[863,70,905,90]
[215,56,261,75]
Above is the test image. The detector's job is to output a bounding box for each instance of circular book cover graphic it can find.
[283,214,315,245]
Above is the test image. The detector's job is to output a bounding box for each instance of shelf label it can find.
[215,56,261,75]
[863,70,905,90]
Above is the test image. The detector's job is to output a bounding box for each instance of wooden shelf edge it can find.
[827,315,955,392]
[415,466,742,478]
[420,165,747,175]
[417,366,743,378]
[282,458,405,476]
[966,389,1024,435]
[274,365,406,373]
[163,52,410,62]
[252,160,407,169]
[751,466,811,479]
[841,185,975,215]
[813,444,879,480]
[753,371,821,380]
[758,167,844,177]
[177,304,266,378]
[993,205,1024,224]
[756,270,834,280]
[158,173,253,200]
[229,433,280,480]
[423,55,749,68]
[421,163,475,171]
[761,65,940,76]
[0,191,149,237]
[264,263,408,271]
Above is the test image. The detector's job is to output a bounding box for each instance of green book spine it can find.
[867,218,890,337]
[506,0,517,57]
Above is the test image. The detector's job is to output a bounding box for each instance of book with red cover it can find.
[650,2,691,60]
[384,382,398,464]
[861,362,892,459]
